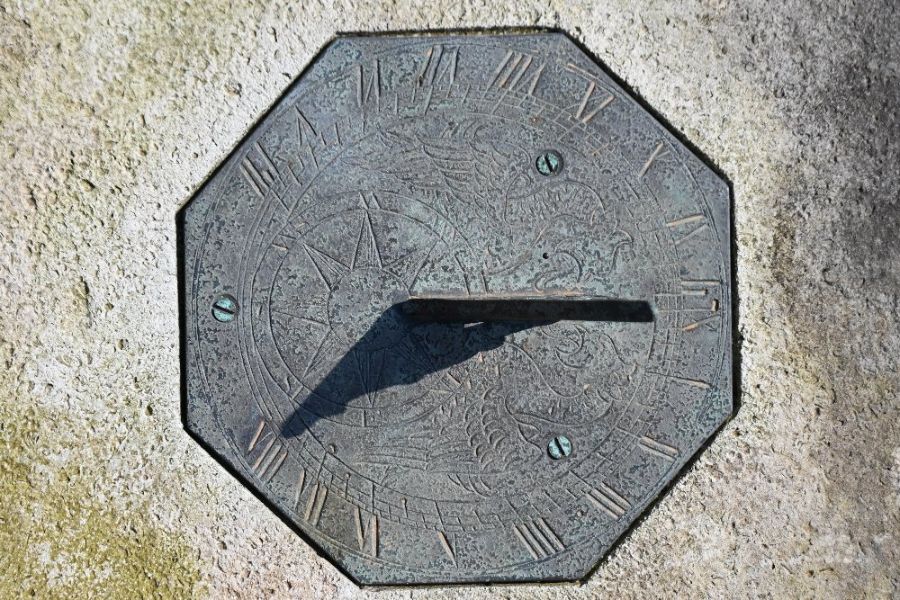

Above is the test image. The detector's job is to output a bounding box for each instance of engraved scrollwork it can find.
[183,34,732,584]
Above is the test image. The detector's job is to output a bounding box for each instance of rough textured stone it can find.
[0,1,897,598]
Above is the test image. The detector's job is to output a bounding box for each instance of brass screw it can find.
[212,295,238,323]
[536,150,563,176]
[547,435,572,459]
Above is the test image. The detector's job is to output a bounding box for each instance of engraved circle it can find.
[184,34,733,583]
[253,101,658,520]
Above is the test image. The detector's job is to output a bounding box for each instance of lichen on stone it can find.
[0,378,202,598]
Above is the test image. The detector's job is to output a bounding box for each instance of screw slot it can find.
[547,435,572,459]
[212,295,238,323]
[535,150,563,176]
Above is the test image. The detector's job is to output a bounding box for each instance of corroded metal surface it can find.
[178,31,733,585]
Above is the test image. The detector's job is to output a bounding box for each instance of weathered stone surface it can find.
[1,1,897,598]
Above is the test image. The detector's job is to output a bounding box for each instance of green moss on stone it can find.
[0,391,202,598]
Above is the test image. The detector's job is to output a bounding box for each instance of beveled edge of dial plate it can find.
[176,28,736,587]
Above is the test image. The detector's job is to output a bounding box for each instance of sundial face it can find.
[179,31,733,585]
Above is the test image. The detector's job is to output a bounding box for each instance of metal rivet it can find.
[535,150,562,176]
[212,295,238,322]
[547,435,572,459]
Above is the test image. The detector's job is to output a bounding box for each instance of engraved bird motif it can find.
[345,121,635,287]
[483,181,636,291]
[326,119,646,497]
[352,325,553,496]
[376,319,641,498]
[344,118,549,232]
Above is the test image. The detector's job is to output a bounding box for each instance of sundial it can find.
[178,31,733,585]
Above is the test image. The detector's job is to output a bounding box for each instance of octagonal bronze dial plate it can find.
[178,31,733,585]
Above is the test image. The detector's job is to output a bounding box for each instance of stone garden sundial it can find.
[178,31,733,585]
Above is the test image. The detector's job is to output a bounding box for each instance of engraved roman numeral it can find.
[638,141,671,178]
[666,214,705,228]
[573,80,614,124]
[417,44,459,88]
[356,59,381,108]
[240,141,278,198]
[437,531,456,563]
[564,63,615,128]
[680,309,721,332]
[666,213,709,247]
[245,419,288,481]
[587,483,631,519]
[513,518,566,559]
[666,279,723,332]
[294,106,320,147]
[488,50,545,96]
[680,279,721,287]
[292,469,307,510]
[303,482,328,526]
[638,435,680,461]
[647,372,712,389]
[353,507,379,557]
[655,280,722,331]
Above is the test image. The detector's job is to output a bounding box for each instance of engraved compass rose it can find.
[179,31,733,585]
